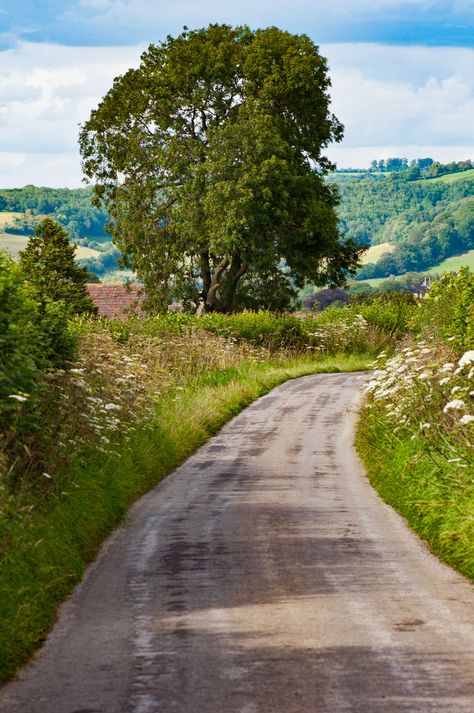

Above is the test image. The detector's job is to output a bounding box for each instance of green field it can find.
[353,249,474,288]
[0,233,28,258]
[427,249,474,274]
[414,168,474,185]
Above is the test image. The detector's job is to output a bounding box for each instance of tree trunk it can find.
[200,252,250,313]
[205,256,230,311]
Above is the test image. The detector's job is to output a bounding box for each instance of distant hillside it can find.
[0,186,109,240]
[329,168,474,280]
[2,166,473,284]
[0,187,123,278]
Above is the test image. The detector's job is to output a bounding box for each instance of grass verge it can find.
[355,409,474,583]
[0,352,369,685]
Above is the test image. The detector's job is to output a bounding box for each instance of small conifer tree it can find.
[19,218,97,315]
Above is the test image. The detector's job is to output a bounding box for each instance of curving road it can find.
[1,372,474,712]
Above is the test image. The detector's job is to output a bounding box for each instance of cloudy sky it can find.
[0,0,473,187]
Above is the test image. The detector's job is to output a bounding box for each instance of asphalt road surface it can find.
[1,372,473,713]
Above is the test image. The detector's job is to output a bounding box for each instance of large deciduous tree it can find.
[80,24,362,312]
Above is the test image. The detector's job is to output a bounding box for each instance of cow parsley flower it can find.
[459,414,474,425]
[459,351,474,368]
[443,399,465,413]
[104,403,121,411]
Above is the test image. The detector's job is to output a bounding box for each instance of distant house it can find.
[86,283,145,319]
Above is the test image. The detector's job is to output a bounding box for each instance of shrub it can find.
[413,268,474,349]
[0,253,76,479]
[0,254,39,415]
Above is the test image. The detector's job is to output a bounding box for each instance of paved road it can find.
[1,372,473,713]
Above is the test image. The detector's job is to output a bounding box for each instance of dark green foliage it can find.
[19,218,97,316]
[0,253,75,423]
[412,268,474,349]
[303,287,349,310]
[357,196,474,279]
[336,172,473,249]
[80,24,362,313]
[330,167,474,279]
[0,254,40,413]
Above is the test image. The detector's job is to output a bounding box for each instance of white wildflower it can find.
[8,394,28,402]
[459,414,474,425]
[443,399,465,413]
[417,372,430,380]
[468,368,474,380]
[447,458,461,463]
[419,423,431,430]
[450,386,462,394]
[439,377,451,386]
[440,363,455,372]
[446,336,456,342]
[459,351,474,368]
[104,403,121,411]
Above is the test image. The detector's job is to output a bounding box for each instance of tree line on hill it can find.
[367,158,472,179]
[0,186,109,241]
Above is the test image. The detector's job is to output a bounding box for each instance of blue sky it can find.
[0,0,473,186]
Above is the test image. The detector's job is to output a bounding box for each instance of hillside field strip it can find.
[0,210,102,260]
[360,242,395,265]
[413,169,474,185]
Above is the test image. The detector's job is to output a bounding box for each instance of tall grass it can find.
[356,270,474,581]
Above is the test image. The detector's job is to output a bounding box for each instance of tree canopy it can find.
[80,24,361,312]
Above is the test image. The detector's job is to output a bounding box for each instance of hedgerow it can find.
[357,269,474,580]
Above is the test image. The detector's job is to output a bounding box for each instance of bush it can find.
[413,268,474,349]
[352,291,417,335]
[0,254,39,415]
[0,253,76,470]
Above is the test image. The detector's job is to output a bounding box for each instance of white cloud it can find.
[0,40,473,185]
[322,43,474,163]
[0,42,145,155]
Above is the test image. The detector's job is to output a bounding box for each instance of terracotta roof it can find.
[86,283,145,319]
